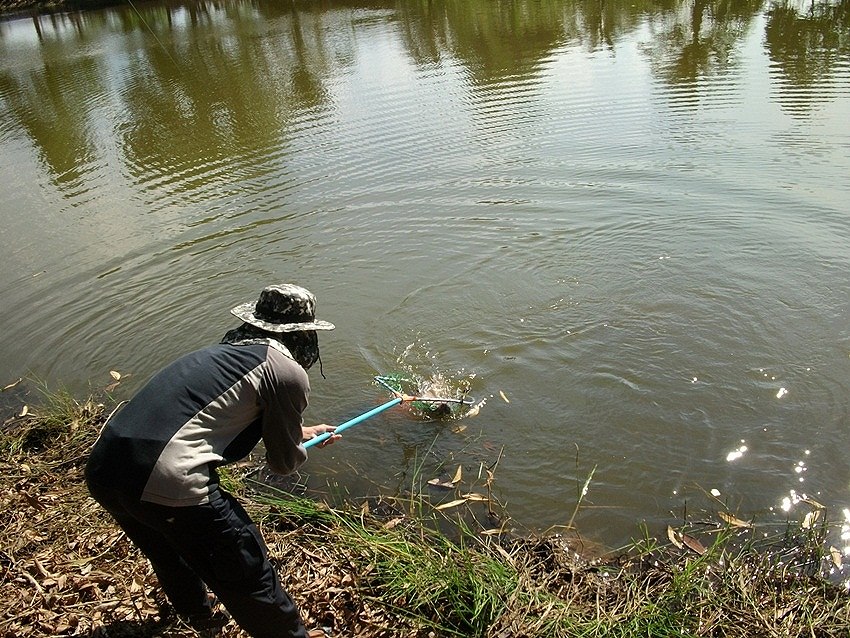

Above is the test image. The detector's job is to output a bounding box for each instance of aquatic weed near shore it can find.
[1,382,848,637]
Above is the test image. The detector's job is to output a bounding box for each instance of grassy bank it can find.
[1,383,848,637]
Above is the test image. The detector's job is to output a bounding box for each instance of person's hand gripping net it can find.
[302,424,340,448]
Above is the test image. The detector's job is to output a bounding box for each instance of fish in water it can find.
[416,396,452,418]
[415,376,456,418]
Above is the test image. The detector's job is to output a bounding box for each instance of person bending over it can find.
[86,284,340,638]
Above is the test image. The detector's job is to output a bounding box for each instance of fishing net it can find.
[375,373,473,418]
[305,373,478,448]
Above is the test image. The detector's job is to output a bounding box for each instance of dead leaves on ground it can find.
[1,475,171,637]
[0,400,208,638]
[0,403,442,638]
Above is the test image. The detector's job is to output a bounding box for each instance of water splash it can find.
[387,340,478,419]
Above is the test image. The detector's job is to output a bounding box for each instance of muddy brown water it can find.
[1,1,849,573]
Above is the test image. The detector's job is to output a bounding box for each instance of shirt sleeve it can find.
[259,347,310,475]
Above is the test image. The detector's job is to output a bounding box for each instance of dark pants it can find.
[86,480,308,638]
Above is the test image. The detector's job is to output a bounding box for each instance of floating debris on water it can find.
[2,378,22,392]
[463,397,487,419]
[427,465,463,490]
[718,511,753,529]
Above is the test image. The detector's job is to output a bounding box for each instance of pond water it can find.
[2,0,850,560]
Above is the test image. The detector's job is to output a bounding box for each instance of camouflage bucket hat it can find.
[230,284,335,333]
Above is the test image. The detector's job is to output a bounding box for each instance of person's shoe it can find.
[186,610,230,630]
[176,608,230,636]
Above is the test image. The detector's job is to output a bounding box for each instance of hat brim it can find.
[230,302,335,333]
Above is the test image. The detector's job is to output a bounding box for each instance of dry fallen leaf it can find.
[109,370,121,381]
[681,534,706,555]
[22,492,45,511]
[382,518,404,530]
[3,377,22,391]
[667,525,683,549]
[499,390,510,403]
[460,492,488,502]
[802,509,822,530]
[427,478,455,489]
[434,498,468,511]
[452,465,463,484]
[829,546,843,569]
[19,405,29,417]
[718,511,753,529]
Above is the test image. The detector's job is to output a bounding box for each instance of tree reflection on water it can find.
[0,0,847,189]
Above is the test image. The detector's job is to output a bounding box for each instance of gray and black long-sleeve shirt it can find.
[86,339,309,507]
